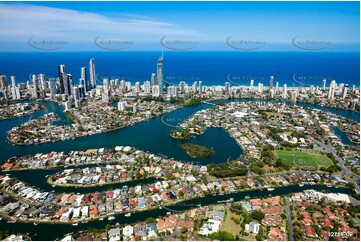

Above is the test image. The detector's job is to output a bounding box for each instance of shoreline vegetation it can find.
[170,128,191,140]
[181,143,215,158]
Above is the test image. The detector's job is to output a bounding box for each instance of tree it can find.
[251,210,265,221]
[346,182,355,190]
[105,224,112,231]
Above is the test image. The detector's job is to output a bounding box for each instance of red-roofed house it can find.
[268,227,285,241]
[305,225,317,238]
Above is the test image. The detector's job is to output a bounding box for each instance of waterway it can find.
[0,184,354,241]
[0,98,359,239]
[332,127,358,147]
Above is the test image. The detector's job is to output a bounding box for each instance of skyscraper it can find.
[225,82,230,93]
[38,74,46,91]
[157,54,164,93]
[58,64,66,94]
[322,79,327,90]
[192,81,197,93]
[282,84,287,99]
[103,78,109,95]
[49,78,56,97]
[144,81,151,94]
[89,58,96,89]
[152,85,160,97]
[32,74,38,99]
[250,79,254,93]
[63,74,73,97]
[179,81,186,92]
[135,82,140,93]
[198,81,203,93]
[342,84,348,99]
[328,80,336,99]
[269,76,274,89]
[11,76,17,100]
[80,67,89,92]
[151,73,156,86]
[0,75,7,90]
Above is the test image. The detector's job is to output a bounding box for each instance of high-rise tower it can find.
[157,54,164,93]
[89,58,97,89]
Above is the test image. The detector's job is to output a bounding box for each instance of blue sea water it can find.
[0,51,359,87]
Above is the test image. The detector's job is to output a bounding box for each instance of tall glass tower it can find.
[157,54,164,93]
[89,58,96,89]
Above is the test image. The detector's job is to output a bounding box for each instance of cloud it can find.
[0,3,200,41]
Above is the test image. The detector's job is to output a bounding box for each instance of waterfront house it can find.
[122,225,134,241]
[134,223,147,238]
[176,219,194,231]
[89,205,98,218]
[108,228,121,241]
[146,222,158,239]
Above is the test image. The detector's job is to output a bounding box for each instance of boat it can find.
[33,222,39,226]
[197,203,201,207]
[166,212,171,215]
[81,221,88,224]
[99,218,104,221]
[0,217,2,221]
[7,220,16,223]
[72,223,79,226]
[108,216,116,221]
[158,205,162,210]
[125,213,131,217]
[267,188,275,191]
[327,185,332,188]
[299,184,304,187]
[245,195,251,199]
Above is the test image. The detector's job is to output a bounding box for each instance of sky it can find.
[0,1,359,52]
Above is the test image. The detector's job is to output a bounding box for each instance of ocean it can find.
[0,51,359,87]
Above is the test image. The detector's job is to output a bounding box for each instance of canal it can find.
[0,184,355,241]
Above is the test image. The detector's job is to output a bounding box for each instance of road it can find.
[284,197,294,241]
[310,137,360,194]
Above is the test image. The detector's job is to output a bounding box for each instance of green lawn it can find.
[275,150,333,168]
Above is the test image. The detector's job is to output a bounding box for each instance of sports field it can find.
[275,150,333,168]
